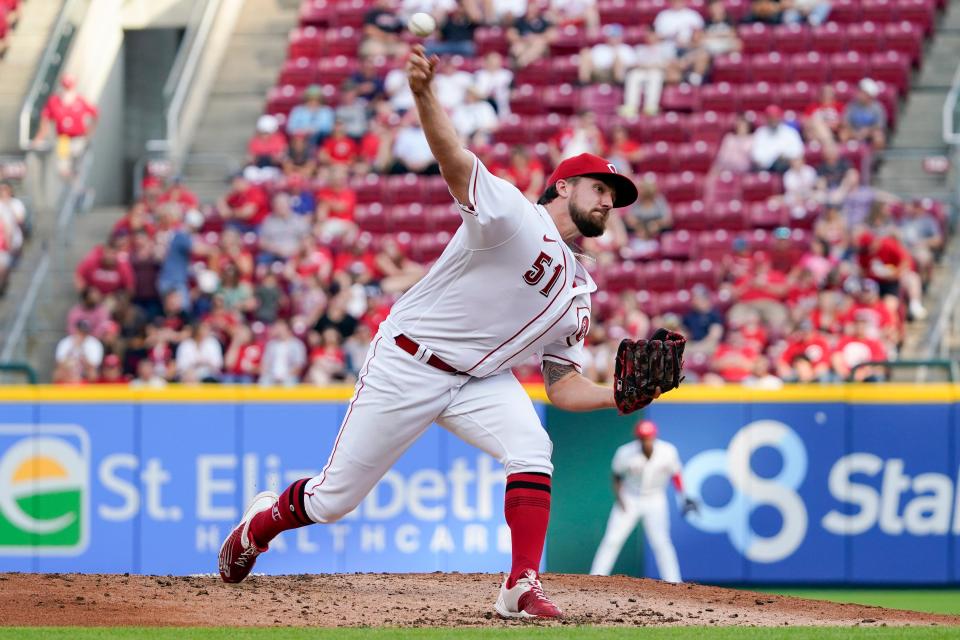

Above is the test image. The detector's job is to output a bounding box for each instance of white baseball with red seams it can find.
[299,153,595,525]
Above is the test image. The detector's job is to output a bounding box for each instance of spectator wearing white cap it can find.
[841,78,887,149]
[247,115,287,169]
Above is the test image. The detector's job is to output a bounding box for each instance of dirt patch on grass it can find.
[1,573,957,628]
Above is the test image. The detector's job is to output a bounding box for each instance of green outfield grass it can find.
[752,590,960,616]
[3,629,958,640]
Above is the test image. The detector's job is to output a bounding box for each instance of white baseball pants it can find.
[590,492,681,583]
[302,333,554,524]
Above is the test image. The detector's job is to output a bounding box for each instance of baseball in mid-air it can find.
[407,12,437,37]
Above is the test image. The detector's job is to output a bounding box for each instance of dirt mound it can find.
[1,573,957,628]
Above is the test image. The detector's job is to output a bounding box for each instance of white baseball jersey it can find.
[382,153,595,378]
[612,439,682,498]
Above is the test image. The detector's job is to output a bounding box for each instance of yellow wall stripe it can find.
[0,383,952,404]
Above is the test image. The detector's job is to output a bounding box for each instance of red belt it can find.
[394,334,462,374]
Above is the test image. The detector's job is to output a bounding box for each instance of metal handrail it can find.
[942,60,960,146]
[18,0,88,150]
[162,0,211,106]
[0,363,38,384]
[850,359,960,382]
[164,0,222,159]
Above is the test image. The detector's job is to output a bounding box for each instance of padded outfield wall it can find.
[0,385,957,584]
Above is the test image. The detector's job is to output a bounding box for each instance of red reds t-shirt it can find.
[294,246,335,279]
[42,94,98,137]
[779,334,832,369]
[248,133,288,159]
[230,342,263,377]
[359,131,381,163]
[803,100,844,129]
[321,136,359,165]
[833,336,887,369]
[334,251,377,278]
[713,343,759,382]
[841,301,895,332]
[735,269,788,302]
[859,235,913,283]
[316,186,357,221]
[227,185,270,226]
[810,308,844,334]
[159,187,200,211]
[75,246,134,295]
[505,158,544,194]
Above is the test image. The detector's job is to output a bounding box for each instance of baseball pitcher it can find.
[219,45,685,619]
[590,419,698,582]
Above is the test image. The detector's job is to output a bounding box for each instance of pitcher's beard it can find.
[569,202,607,237]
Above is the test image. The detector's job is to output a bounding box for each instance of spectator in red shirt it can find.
[705,330,760,384]
[158,177,200,215]
[112,202,156,239]
[333,232,377,285]
[217,172,271,231]
[840,277,899,342]
[728,254,790,328]
[501,146,546,203]
[223,324,262,384]
[776,321,833,382]
[247,115,288,169]
[857,230,926,320]
[318,120,360,166]
[97,353,129,384]
[74,237,134,297]
[548,111,606,166]
[305,327,349,385]
[316,165,358,238]
[374,237,425,294]
[33,74,99,178]
[831,311,889,382]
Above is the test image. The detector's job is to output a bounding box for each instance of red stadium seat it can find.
[770,24,810,54]
[676,140,717,173]
[662,172,703,203]
[659,230,695,260]
[351,174,385,204]
[316,55,358,86]
[870,51,911,95]
[679,258,721,289]
[325,27,361,57]
[266,84,303,116]
[428,204,462,233]
[751,52,789,83]
[829,51,869,84]
[883,21,923,67]
[739,82,777,113]
[688,110,735,143]
[778,81,816,112]
[846,22,884,54]
[288,26,323,59]
[409,232,451,263]
[300,1,336,29]
[334,0,370,29]
[811,22,847,54]
[580,84,623,115]
[712,170,742,200]
[514,58,556,86]
[492,114,529,145]
[605,261,641,292]
[672,201,711,231]
[896,0,934,35]
[633,0,666,25]
[510,84,542,115]
[599,0,641,25]
[741,171,781,202]
[421,175,452,205]
[748,201,788,229]
[787,201,822,229]
[658,289,693,315]
[542,84,578,115]
[713,200,747,230]
[646,112,686,143]
[551,25,588,55]
[659,84,699,113]
[737,23,771,54]
[828,0,863,22]
[700,82,739,113]
[790,52,829,84]
[641,260,680,292]
[386,173,422,204]
[635,141,674,173]
[390,203,430,233]
[712,53,749,84]
[861,0,899,22]
[355,203,390,233]
[279,57,318,87]
[475,26,509,56]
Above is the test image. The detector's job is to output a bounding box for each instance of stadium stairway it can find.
[181,0,299,202]
[874,0,960,358]
[0,0,65,153]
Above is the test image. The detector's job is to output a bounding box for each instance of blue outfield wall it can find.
[0,384,958,583]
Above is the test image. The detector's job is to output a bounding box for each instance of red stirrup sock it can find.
[504,472,552,588]
[248,478,313,549]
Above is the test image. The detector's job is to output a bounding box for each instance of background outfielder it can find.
[218,45,683,620]
[590,419,698,582]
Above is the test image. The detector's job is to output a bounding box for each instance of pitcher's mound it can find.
[1,573,957,628]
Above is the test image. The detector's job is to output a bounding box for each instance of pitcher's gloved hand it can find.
[613,328,686,415]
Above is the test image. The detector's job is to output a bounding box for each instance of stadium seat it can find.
[580,84,623,115]
[355,203,390,233]
[847,22,884,54]
[647,112,686,143]
[737,23,771,54]
[700,82,739,113]
[712,53,749,84]
[811,22,847,54]
[662,172,703,203]
[861,0,898,23]
[351,174,385,204]
[883,21,923,67]
[829,51,869,84]
[751,52,788,83]
[288,26,323,59]
[748,201,788,229]
[542,84,578,115]
[641,260,680,292]
[659,84,699,113]
[635,141,674,173]
[475,26,509,56]
[659,230,695,260]
[741,172,782,202]
[551,25,588,55]
[672,200,711,230]
[739,82,778,113]
[790,52,829,84]
[770,24,810,54]
[688,110,735,144]
[713,200,747,230]
[829,0,863,23]
[676,141,717,173]
[316,56,358,86]
[679,258,721,289]
[778,81,816,112]
[279,57,318,87]
[869,51,911,95]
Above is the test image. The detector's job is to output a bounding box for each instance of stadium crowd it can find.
[53,0,950,386]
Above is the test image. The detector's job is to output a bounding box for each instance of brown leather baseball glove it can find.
[613,328,686,414]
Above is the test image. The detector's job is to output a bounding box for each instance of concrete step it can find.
[0,0,66,153]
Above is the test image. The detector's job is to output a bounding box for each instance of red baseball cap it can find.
[545,153,638,208]
[635,419,658,439]
[765,104,784,119]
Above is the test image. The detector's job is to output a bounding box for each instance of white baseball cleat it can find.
[494,569,564,619]
[218,490,278,583]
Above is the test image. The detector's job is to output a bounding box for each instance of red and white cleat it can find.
[494,569,564,619]
[218,491,278,583]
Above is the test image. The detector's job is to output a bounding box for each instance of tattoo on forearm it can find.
[543,361,576,388]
